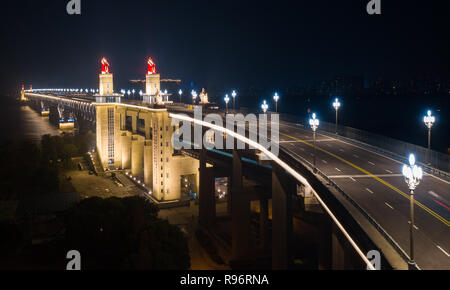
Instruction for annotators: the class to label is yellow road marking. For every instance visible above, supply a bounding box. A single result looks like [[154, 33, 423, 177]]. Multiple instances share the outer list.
[[281, 132, 450, 227]]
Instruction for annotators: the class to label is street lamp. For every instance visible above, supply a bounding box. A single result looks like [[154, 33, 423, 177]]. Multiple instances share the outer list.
[[139, 90, 143, 96], [178, 89, 183, 103], [224, 94, 230, 113], [402, 153, 423, 270], [191, 90, 197, 104], [261, 100, 268, 114], [127, 90, 131, 96], [332, 98, 341, 134], [273, 92, 279, 112], [231, 90, 237, 110], [309, 113, 319, 171], [423, 110, 435, 164]]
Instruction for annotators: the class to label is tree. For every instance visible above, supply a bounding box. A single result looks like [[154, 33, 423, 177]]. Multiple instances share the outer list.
[[65, 196, 188, 270]]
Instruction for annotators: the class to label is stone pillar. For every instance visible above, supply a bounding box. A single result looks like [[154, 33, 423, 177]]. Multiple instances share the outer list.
[[272, 163, 293, 269], [127, 111, 138, 134], [259, 196, 269, 250], [144, 140, 152, 186], [331, 223, 354, 269], [319, 216, 332, 270], [121, 133, 132, 169], [198, 149, 216, 227], [231, 150, 250, 261], [131, 135, 144, 176]]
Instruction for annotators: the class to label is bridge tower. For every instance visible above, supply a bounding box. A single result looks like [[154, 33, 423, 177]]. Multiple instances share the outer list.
[[94, 58, 124, 169], [143, 57, 161, 104], [20, 84, 26, 101]]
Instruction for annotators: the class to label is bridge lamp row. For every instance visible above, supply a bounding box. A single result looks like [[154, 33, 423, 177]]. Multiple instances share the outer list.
[[309, 113, 319, 131], [261, 100, 269, 113], [333, 98, 341, 110], [423, 110, 435, 129]]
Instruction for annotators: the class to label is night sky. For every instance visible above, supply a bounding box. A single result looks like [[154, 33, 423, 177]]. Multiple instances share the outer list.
[[1, 0, 449, 92]]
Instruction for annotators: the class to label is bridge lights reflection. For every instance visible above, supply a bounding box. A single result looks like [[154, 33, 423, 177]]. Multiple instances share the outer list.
[[402, 153, 422, 270], [423, 110, 435, 164], [273, 92, 279, 112], [224, 94, 230, 113], [309, 113, 319, 171], [261, 100, 268, 114], [332, 98, 341, 134]]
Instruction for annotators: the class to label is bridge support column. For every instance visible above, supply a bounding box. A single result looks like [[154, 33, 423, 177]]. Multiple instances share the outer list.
[[198, 149, 216, 228], [143, 140, 152, 186], [331, 223, 354, 269], [131, 135, 144, 176], [318, 216, 332, 270], [121, 132, 131, 169], [271, 164, 294, 269], [259, 195, 269, 250], [231, 150, 250, 261]]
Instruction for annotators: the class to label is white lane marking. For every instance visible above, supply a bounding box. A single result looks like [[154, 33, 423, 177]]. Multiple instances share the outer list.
[[385, 202, 394, 210], [368, 161, 375, 166], [327, 144, 332, 147], [385, 169, 393, 174], [349, 177, 356, 182], [299, 147, 305, 151], [322, 160, 328, 164], [339, 148, 344, 152], [437, 245, 450, 257], [428, 190, 439, 198], [353, 154, 359, 158], [366, 188, 374, 194], [407, 221, 419, 230], [335, 167, 341, 172], [328, 174, 403, 178]]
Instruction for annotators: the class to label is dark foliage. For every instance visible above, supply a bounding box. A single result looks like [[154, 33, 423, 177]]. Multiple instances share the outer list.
[[65, 196, 190, 269]]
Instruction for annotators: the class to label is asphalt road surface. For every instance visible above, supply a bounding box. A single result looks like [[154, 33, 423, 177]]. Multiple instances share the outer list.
[[277, 121, 450, 269]]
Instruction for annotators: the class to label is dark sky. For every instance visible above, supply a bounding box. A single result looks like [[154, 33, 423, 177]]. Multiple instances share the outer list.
[[1, 0, 449, 93]]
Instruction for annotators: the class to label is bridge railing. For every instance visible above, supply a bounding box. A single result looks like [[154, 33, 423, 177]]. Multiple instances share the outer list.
[[169, 112, 377, 269], [279, 143, 414, 268]]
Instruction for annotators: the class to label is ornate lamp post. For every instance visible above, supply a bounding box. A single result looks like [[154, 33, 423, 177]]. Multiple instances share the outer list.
[[231, 90, 237, 110], [423, 110, 435, 164], [332, 98, 341, 134], [402, 154, 423, 270], [261, 100, 268, 114], [191, 90, 197, 105], [224, 94, 230, 113], [273, 92, 279, 112], [309, 113, 319, 171], [178, 89, 183, 103]]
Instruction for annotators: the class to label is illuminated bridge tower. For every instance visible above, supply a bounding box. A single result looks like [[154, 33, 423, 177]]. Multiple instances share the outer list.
[[94, 57, 124, 169], [20, 84, 26, 101], [94, 58, 199, 201], [142, 57, 162, 105]]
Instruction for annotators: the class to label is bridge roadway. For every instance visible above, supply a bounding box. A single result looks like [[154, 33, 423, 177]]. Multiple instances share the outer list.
[[24, 93, 449, 269], [276, 121, 449, 269]]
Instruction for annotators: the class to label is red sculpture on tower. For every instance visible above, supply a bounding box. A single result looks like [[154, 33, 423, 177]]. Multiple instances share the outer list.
[[101, 57, 110, 74], [147, 57, 157, 74]]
